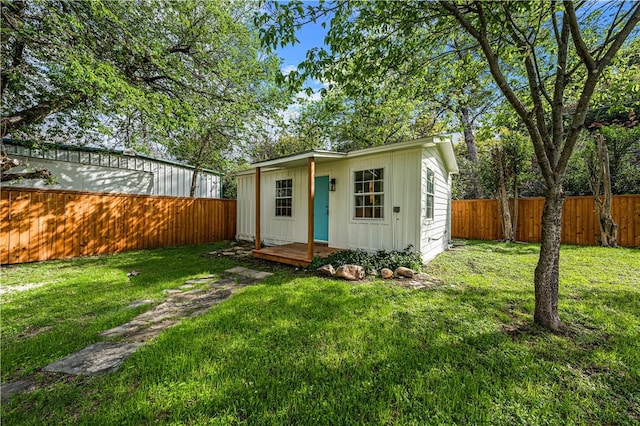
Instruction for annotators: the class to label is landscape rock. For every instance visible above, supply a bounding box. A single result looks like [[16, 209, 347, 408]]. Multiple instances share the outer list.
[[394, 267, 415, 278], [317, 264, 336, 276], [335, 264, 365, 281], [380, 268, 394, 279]]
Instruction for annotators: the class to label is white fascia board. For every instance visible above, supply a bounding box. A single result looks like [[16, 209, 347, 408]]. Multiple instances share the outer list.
[[251, 150, 346, 169], [345, 137, 437, 158], [434, 137, 459, 174]]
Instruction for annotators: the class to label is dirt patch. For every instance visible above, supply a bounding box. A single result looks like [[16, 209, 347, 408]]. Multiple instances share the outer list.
[[17, 326, 53, 339], [0, 282, 50, 296], [390, 273, 447, 290]]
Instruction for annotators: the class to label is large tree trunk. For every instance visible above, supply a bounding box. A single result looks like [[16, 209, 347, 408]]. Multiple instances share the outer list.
[[534, 185, 564, 330], [459, 107, 483, 199]]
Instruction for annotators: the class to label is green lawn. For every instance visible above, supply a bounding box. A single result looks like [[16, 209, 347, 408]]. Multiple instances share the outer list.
[[1, 241, 638, 425]]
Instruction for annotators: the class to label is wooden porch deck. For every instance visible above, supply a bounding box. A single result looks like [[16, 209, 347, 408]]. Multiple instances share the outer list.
[[252, 242, 341, 267]]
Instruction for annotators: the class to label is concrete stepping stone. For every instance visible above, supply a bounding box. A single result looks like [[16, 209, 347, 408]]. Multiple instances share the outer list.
[[100, 320, 149, 338], [135, 303, 178, 324], [30, 266, 270, 384], [1, 380, 33, 402], [209, 278, 235, 287], [244, 270, 273, 280], [123, 320, 180, 343], [224, 267, 273, 281], [225, 266, 249, 274], [43, 342, 143, 375], [184, 275, 217, 285], [181, 288, 205, 296], [126, 299, 154, 309]]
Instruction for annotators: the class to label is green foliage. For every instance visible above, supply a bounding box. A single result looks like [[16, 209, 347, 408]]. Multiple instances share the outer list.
[[308, 246, 423, 273], [295, 85, 443, 152], [2, 0, 289, 168], [565, 125, 640, 196], [477, 129, 532, 196]]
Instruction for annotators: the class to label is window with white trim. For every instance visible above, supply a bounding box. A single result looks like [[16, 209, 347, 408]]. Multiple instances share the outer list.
[[275, 178, 292, 217], [354, 168, 384, 219], [426, 168, 434, 220]]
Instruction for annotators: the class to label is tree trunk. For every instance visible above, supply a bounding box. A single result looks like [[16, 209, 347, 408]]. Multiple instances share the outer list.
[[594, 134, 618, 247], [189, 164, 201, 197], [459, 107, 483, 199], [534, 185, 564, 330], [512, 175, 519, 238], [493, 147, 514, 241]]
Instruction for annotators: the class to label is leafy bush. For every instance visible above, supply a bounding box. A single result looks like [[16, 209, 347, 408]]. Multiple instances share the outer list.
[[308, 245, 423, 273]]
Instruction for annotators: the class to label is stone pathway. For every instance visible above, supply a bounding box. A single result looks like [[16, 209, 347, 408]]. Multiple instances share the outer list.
[[1, 266, 272, 401]]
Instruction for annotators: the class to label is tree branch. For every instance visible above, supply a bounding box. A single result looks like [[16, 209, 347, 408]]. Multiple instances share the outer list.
[[551, 6, 570, 166], [564, 1, 596, 71], [1, 96, 81, 137], [556, 2, 640, 177], [439, 0, 554, 186]]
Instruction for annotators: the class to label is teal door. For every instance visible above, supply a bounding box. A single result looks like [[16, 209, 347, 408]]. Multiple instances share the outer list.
[[314, 176, 329, 241]]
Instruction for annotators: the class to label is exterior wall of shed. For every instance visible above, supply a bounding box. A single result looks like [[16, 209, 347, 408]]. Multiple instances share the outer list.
[[237, 146, 452, 261], [2, 144, 220, 198], [419, 146, 453, 262]]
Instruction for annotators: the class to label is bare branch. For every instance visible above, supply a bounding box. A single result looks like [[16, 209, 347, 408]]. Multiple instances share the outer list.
[[564, 1, 596, 71]]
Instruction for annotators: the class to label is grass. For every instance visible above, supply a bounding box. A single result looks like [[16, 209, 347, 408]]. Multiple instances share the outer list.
[[1, 240, 638, 425]]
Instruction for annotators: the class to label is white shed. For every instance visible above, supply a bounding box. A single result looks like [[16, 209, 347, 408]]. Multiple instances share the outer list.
[[236, 136, 458, 265]]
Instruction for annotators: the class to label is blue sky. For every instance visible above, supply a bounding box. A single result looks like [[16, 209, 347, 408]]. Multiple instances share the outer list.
[[274, 2, 331, 93]]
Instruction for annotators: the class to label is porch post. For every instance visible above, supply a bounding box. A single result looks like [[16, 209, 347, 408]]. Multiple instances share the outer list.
[[255, 167, 261, 251], [307, 157, 315, 260]]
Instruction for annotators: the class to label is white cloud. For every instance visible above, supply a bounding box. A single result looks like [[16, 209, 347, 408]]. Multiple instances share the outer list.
[[281, 64, 298, 76]]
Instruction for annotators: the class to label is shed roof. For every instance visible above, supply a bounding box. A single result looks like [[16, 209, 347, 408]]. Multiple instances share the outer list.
[[246, 136, 458, 174]]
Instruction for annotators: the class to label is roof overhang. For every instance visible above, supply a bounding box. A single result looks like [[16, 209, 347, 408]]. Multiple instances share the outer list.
[[246, 135, 459, 173], [434, 137, 459, 174], [251, 150, 346, 169]]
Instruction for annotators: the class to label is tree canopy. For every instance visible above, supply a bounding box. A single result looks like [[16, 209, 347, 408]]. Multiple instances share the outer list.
[[1, 0, 288, 164]]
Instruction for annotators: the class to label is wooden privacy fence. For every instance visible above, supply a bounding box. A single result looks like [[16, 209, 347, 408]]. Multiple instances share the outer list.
[[451, 195, 640, 248], [1, 187, 237, 265]]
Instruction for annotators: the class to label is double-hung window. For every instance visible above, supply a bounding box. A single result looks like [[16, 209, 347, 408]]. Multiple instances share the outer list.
[[354, 168, 384, 219], [425, 168, 434, 220], [275, 178, 292, 217]]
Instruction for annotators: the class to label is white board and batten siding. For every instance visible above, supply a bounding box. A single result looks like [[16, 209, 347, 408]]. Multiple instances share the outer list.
[[237, 137, 458, 262], [419, 145, 453, 262], [2, 142, 221, 198]]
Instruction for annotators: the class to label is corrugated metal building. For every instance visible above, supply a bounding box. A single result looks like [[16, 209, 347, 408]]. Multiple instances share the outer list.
[[2, 140, 222, 198]]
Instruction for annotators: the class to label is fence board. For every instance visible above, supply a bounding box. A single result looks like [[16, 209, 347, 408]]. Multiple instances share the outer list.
[[452, 195, 640, 247], [0, 187, 236, 264]]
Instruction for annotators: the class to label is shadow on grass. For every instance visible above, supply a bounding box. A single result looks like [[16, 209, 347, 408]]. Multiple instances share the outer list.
[[0, 242, 304, 380], [34, 280, 630, 425], [3, 242, 638, 424]]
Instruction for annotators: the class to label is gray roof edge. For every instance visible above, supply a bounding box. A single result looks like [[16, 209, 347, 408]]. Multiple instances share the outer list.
[[1, 138, 223, 176]]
